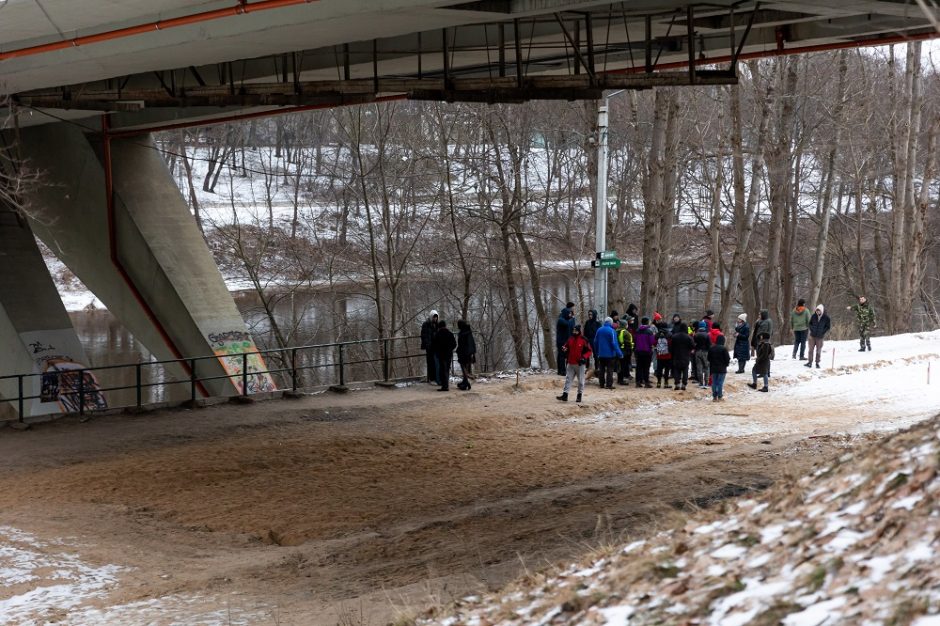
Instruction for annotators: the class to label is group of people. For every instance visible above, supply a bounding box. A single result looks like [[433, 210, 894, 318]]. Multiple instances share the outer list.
[[420, 311, 477, 391], [555, 294, 875, 404]]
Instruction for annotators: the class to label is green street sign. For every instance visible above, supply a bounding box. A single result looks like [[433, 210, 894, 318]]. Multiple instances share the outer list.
[[600, 250, 618, 260], [595, 258, 622, 269]]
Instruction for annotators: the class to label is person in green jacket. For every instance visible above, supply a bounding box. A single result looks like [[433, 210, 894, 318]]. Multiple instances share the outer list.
[[790, 298, 811, 360], [847, 295, 877, 352]]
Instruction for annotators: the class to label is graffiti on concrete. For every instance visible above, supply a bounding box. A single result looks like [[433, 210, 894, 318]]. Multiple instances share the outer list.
[[28, 341, 56, 354], [38, 357, 108, 413], [207, 330, 277, 394]]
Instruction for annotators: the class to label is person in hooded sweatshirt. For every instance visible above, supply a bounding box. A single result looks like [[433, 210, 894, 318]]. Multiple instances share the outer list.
[[708, 335, 731, 401], [751, 309, 773, 356], [432, 320, 457, 391], [593, 316, 623, 390], [633, 316, 657, 388], [670, 323, 694, 391], [555, 302, 576, 376], [617, 320, 634, 384], [420, 310, 440, 384], [805, 304, 831, 369], [693, 321, 712, 388], [583, 310, 601, 374], [626, 303, 639, 331], [669, 313, 683, 335], [790, 298, 811, 360], [733, 313, 751, 373], [456, 319, 477, 390]]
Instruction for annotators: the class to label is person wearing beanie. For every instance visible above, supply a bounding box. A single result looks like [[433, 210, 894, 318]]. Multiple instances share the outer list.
[[733, 313, 751, 373], [557, 324, 592, 403], [432, 320, 457, 391], [693, 321, 712, 388], [653, 325, 672, 388], [708, 334, 731, 401], [670, 313, 683, 334], [616, 320, 634, 385], [420, 310, 441, 384], [633, 316, 656, 388], [790, 298, 811, 360], [555, 304, 576, 376], [805, 304, 831, 368], [593, 316, 623, 390], [701, 309, 714, 332]]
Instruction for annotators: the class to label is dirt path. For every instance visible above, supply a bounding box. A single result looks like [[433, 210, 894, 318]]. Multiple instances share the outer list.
[[0, 343, 936, 625]]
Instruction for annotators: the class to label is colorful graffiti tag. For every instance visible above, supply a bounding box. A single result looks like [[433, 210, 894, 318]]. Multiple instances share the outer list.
[[39, 358, 108, 413], [207, 331, 277, 394]]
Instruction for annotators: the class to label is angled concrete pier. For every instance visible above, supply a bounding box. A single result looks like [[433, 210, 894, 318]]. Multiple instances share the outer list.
[[13, 122, 274, 407], [0, 210, 101, 417]]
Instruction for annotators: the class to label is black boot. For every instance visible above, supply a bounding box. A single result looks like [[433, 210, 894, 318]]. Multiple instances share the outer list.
[[575, 393, 582, 403], [557, 392, 568, 402]]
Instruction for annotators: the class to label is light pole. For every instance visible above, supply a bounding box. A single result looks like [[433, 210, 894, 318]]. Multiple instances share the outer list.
[[593, 90, 624, 318]]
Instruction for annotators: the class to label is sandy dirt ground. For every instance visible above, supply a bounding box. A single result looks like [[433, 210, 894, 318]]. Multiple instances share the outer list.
[[0, 344, 936, 625]]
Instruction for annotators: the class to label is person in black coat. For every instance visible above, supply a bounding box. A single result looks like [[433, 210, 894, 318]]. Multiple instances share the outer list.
[[708, 334, 731, 401], [626, 303, 639, 331], [420, 310, 440, 384], [583, 310, 601, 373], [432, 320, 457, 391], [456, 319, 477, 390], [805, 304, 831, 368], [669, 323, 694, 390], [555, 303, 576, 376]]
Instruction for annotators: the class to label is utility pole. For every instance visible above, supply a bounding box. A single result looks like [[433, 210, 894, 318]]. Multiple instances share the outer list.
[[593, 101, 609, 318]]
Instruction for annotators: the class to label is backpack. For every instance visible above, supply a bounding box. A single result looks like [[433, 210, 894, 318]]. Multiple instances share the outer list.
[[655, 336, 670, 356]]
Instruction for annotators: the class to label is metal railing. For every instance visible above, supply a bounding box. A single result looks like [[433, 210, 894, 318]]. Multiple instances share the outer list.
[[1, 335, 424, 422]]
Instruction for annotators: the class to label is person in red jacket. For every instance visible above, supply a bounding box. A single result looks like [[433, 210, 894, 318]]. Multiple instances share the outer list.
[[557, 325, 593, 403]]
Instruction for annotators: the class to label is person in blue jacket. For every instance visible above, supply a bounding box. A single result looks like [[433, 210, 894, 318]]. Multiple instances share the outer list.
[[593, 316, 623, 390]]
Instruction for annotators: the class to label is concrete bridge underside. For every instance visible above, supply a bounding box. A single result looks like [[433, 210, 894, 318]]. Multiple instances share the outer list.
[[0, 1, 936, 418]]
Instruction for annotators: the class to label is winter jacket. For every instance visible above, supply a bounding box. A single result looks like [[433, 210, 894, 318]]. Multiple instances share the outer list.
[[626, 304, 639, 330], [809, 310, 831, 338], [709, 328, 723, 346], [790, 306, 811, 332], [670, 330, 694, 365], [752, 310, 773, 347], [701, 316, 714, 332], [708, 336, 731, 375], [617, 327, 634, 352], [420, 317, 439, 350], [562, 334, 593, 366], [753, 340, 774, 376], [634, 325, 657, 354], [584, 310, 601, 344], [733, 322, 751, 362], [593, 321, 623, 359], [850, 302, 876, 328], [432, 327, 457, 358], [693, 330, 711, 352], [456, 322, 476, 364], [556, 307, 575, 347]]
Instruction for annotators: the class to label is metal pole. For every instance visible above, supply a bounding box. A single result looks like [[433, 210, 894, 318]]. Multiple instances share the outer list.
[[190, 358, 197, 402], [338, 344, 345, 386], [17, 375, 24, 422], [594, 101, 610, 318], [242, 352, 249, 396], [78, 369, 85, 416], [136, 363, 142, 407], [291, 348, 298, 391]]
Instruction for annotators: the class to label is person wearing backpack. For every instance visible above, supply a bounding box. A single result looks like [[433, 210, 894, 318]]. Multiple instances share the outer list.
[[653, 328, 672, 388], [692, 321, 712, 388], [617, 320, 634, 385], [747, 332, 774, 392], [670, 323, 694, 391], [633, 317, 656, 389]]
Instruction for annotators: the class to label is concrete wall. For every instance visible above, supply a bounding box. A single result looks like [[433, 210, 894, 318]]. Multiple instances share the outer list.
[[17, 122, 274, 400]]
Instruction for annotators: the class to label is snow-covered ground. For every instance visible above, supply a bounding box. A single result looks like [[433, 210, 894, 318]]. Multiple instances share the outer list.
[[1, 331, 937, 624]]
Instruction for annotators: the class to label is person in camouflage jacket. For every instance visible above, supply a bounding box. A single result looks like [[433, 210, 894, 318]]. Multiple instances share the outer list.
[[847, 295, 876, 352]]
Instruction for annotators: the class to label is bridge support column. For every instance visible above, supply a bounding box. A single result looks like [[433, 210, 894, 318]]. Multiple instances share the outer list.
[[18, 122, 274, 399], [0, 211, 99, 418]]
